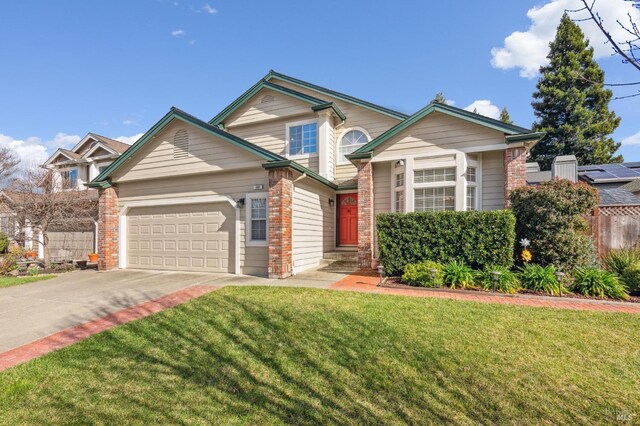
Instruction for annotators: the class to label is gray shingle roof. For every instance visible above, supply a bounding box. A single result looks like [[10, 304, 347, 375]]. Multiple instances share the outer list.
[[598, 187, 640, 206]]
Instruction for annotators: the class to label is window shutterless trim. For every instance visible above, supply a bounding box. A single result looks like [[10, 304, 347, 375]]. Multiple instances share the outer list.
[[245, 192, 269, 247]]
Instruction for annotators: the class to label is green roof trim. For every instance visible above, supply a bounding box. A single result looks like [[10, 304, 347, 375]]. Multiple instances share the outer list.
[[209, 80, 345, 126], [88, 107, 286, 188], [262, 160, 338, 190], [266, 70, 409, 121], [505, 132, 546, 143], [348, 103, 534, 159]]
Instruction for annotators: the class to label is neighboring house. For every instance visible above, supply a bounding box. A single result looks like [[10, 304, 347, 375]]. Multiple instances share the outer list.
[[88, 70, 544, 278], [0, 190, 34, 249]]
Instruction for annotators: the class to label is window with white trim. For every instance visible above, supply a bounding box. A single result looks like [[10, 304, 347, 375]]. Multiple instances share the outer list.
[[338, 129, 369, 164], [246, 193, 268, 246], [60, 168, 78, 189], [413, 166, 456, 212], [392, 161, 405, 212], [466, 166, 478, 211], [287, 121, 317, 156]]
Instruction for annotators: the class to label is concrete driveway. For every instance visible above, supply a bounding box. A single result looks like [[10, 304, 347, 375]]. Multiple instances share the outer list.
[[0, 268, 349, 353]]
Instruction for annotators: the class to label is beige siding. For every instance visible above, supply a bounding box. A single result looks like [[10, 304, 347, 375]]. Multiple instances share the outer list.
[[225, 88, 312, 128], [481, 150, 505, 210], [292, 179, 335, 273], [112, 120, 264, 183], [373, 112, 506, 161], [117, 169, 269, 276], [372, 162, 392, 257]]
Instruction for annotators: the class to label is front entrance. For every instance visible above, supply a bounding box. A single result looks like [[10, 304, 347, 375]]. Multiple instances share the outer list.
[[338, 193, 358, 246]]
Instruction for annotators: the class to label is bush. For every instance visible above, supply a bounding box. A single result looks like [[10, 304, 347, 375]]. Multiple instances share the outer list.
[[401, 261, 444, 287], [621, 263, 640, 294], [510, 180, 599, 273], [0, 245, 24, 275], [27, 265, 40, 276], [519, 264, 566, 296], [377, 210, 515, 276], [476, 265, 520, 294], [0, 233, 9, 253], [602, 247, 640, 293], [571, 268, 629, 300], [442, 260, 476, 289]]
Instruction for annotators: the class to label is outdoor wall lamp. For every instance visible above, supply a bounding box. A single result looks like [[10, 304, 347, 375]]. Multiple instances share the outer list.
[[328, 198, 335, 207], [236, 198, 245, 208]]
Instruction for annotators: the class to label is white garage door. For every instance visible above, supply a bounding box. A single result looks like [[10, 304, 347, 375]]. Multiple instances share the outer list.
[[127, 203, 234, 273]]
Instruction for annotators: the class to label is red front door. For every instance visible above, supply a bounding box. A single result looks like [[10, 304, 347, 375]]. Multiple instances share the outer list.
[[338, 193, 358, 246]]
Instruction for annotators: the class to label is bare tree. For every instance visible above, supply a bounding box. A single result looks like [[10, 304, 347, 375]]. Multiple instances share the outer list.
[[11, 168, 98, 267], [0, 147, 20, 187]]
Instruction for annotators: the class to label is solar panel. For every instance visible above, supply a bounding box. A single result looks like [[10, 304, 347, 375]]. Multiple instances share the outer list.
[[623, 161, 640, 169], [583, 171, 617, 181]]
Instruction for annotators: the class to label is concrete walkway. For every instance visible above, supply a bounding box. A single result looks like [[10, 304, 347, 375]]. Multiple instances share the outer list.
[[330, 271, 640, 314]]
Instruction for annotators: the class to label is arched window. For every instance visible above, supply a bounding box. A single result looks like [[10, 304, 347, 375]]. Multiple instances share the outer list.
[[173, 129, 189, 159], [338, 129, 369, 164]]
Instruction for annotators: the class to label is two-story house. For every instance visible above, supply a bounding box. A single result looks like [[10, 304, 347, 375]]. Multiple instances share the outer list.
[[88, 71, 543, 278]]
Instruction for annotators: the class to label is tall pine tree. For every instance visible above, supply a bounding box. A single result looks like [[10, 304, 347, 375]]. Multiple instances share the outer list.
[[432, 92, 447, 104], [499, 107, 513, 124], [531, 14, 621, 170]]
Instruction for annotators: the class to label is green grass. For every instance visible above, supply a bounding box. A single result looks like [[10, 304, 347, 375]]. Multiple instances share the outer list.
[[0, 274, 55, 288], [1, 287, 639, 425]]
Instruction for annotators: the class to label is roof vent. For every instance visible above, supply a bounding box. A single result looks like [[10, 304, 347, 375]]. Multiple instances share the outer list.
[[173, 129, 190, 159], [552, 155, 578, 182], [526, 162, 540, 173], [261, 94, 274, 104]]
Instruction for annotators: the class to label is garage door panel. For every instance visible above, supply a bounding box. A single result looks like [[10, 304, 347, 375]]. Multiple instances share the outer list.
[[127, 203, 233, 273]]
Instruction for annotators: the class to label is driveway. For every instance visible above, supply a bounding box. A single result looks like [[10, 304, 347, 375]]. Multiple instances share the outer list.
[[0, 268, 348, 353]]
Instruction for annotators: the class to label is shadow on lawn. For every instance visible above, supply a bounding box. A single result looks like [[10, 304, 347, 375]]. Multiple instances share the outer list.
[[36, 288, 555, 424]]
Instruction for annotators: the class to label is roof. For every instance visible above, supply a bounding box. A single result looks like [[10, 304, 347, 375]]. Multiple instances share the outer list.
[[622, 179, 640, 194], [89, 107, 336, 190], [526, 170, 552, 185], [209, 70, 408, 126], [578, 162, 640, 184], [59, 148, 81, 159], [598, 187, 640, 206], [87, 133, 131, 154], [348, 102, 540, 159]]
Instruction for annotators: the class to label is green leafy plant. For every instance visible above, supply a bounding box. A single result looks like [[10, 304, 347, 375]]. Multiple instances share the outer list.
[[476, 265, 520, 294], [0, 245, 25, 275], [27, 265, 40, 276], [401, 261, 444, 287], [621, 263, 640, 294], [571, 268, 629, 300], [0, 232, 9, 253], [510, 180, 600, 273], [519, 263, 566, 296], [377, 210, 515, 276], [442, 260, 476, 289], [602, 247, 640, 276]]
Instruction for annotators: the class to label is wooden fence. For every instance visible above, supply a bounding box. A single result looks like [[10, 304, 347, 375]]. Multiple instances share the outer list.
[[588, 206, 640, 256]]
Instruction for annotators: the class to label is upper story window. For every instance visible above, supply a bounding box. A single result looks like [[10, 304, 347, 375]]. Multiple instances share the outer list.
[[60, 168, 78, 189], [287, 121, 317, 157], [338, 129, 369, 164]]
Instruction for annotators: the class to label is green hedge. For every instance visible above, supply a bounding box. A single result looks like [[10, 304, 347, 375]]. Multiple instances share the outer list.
[[377, 210, 516, 276]]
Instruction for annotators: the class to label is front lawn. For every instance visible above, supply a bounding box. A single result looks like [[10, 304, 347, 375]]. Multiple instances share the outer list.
[[0, 274, 55, 289], [1, 287, 639, 424]]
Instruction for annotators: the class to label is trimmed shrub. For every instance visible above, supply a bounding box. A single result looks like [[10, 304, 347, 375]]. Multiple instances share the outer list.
[[621, 263, 640, 294], [519, 263, 566, 296], [377, 210, 515, 276], [401, 261, 444, 287], [476, 265, 520, 294], [442, 260, 476, 289], [510, 180, 599, 273], [571, 268, 629, 300], [0, 233, 9, 253]]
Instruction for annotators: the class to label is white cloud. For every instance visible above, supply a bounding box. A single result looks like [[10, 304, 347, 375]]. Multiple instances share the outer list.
[[115, 133, 143, 145], [444, 99, 455, 106], [203, 3, 217, 14], [0, 134, 50, 169], [47, 132, 81, 150], [621, 131, 640, 146], [464, 100, 501, 119], [491, 0, 640, 78], [171, 29, 185, 37]]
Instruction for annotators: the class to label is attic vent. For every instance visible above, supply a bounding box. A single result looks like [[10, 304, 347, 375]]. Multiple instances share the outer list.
[[261, 94, 274, 104], [173, 129, 190, 159]]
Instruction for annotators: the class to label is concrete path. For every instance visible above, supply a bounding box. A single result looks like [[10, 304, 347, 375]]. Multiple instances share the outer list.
[[0, 267, 350, 354]]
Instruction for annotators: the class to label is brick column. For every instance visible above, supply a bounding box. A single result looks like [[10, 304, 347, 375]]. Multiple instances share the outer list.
[[356, 160, 374, 270], [268, 168, 293, 279], [98, 186, 119, 271], [504, 147, 527, 207]]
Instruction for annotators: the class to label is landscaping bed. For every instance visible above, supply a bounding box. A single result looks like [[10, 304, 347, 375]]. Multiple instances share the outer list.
[[0, 275, 55, 289]]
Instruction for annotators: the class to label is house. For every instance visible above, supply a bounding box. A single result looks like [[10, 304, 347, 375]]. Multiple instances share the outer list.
[[88, 71, 544, 278]]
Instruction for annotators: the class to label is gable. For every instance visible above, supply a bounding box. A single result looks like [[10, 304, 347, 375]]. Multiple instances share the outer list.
[[112, 119, 268, 183], [47, 150, 77, 165], [372, 112, 507, 161], [85, 146, 114, 158], [225, 87, 315, 128]]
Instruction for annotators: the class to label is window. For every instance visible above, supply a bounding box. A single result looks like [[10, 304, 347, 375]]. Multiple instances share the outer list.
[[415, 187, 455, 211], [466, 166, 478, 210], [467, 187, 476, 211], [0, 215, 15, 237], [466, 167, 476, 183], [396, 173, 404, 188], [288, 122, 317, 156], [99, 165, 108, 173], [60, 168, 78, 189], [414, 167, 456, 184], [338, 129, 369, 164], [394, 190, 405, 212], [392, 164, 405, 212], [246, 193, 268, 246]]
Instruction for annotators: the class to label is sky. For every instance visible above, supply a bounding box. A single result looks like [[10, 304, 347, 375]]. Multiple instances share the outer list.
[[0, 0, 638, 169]]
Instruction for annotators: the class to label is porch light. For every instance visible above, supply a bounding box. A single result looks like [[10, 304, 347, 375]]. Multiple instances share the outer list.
[[555, 271, 565, 283], [377, 265, 385, 285], [491, 271, 501, 292], [236, 198, 245, 208], [328, 198, 335, 207]]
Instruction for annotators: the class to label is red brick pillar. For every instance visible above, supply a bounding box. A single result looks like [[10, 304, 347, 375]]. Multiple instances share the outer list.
[[98, 186, 119, 271], [356, 160, 374, 269], [504, 147, 527, 207], [268, 168, 293, 278]]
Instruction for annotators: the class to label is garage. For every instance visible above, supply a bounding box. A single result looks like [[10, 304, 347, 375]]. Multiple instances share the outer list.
[[126, 202, 235, 273]]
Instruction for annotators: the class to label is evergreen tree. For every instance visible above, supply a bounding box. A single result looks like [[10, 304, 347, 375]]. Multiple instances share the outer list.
[[473, 108, 479, 114], [531, 14, 622, 170], [499, 107, 513, 124], [432, 92, 447, 104]]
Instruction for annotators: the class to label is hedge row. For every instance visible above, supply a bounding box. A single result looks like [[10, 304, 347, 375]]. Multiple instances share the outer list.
[[377, 210, 516, 276]]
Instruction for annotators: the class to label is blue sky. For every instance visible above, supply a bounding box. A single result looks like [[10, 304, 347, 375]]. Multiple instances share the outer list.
[[0, 0, 638, 167]]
